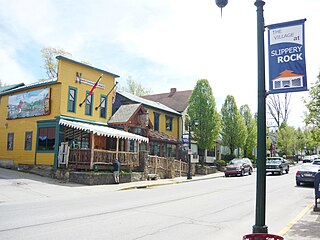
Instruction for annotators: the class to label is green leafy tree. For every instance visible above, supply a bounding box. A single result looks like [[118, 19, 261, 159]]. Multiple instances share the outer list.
[[0, 79, 5, 87], [304, 72, 320, 142], [122, 76, 151, 96], [240, 104, 257, 159], [221, 95, 247, 157], [276, 123, 296, 156], [41, 47, 72, 79], [303, 128, 318, 155], [187, 79, 221, 164], [295, 127, 306, 155]]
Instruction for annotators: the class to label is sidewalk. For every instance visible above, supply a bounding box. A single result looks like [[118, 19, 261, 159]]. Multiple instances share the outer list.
[[282, 202, 320, 240]]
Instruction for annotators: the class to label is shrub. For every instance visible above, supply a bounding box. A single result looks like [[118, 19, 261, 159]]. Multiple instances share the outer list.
[[215, 159, 227, 167]]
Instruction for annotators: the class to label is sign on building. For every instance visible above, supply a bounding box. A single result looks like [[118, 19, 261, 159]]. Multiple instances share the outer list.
[[267, 19, 307, 94]]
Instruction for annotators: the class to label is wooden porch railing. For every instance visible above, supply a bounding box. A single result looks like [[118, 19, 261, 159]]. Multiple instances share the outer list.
[[147, 155, 188, 177], [68, 149, 139, 170], [68, 149, 188, 177]]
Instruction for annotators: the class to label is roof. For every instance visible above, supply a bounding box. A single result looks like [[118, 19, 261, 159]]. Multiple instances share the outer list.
[[108, 104, 141, 124], [149, 130, 180, 143], [273, 70, 304, 80], [56, 55, 120, 78], [0, 83, 25, 93], [141, 89, 192, 113], [117, 90, 181, 116], [0, 78, 58, 96], [59, 119, 148, 143]]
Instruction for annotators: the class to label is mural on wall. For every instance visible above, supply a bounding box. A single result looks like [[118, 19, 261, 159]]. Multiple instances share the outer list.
[[8, 88, 50, 119]]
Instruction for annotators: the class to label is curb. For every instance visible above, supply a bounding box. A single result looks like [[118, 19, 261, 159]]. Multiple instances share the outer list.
[[117, 173, 225, 191], [278, 202, 314, 237]]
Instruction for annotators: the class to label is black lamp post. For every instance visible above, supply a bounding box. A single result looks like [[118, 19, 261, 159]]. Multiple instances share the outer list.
[[187, 119, 199, 180], [215, 0, 268, 234]]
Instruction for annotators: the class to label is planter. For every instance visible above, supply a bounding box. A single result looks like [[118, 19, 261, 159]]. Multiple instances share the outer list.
[[69, 172, 143, 185], [196, 166, 217, 175]]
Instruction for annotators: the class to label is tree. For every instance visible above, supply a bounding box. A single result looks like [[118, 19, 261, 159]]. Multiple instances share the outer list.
[[276, 122, 296, 156], [295, 127, 306, 155], [221, 95, 247, 157], [0, 79, 5, 87], [240, 104, 257, 159], [304, 72, 320, 143], [187, 79, 221, 164], [267, 93, 291, 127], [41, 47, 72, 79], [122, 76, 151, 96]]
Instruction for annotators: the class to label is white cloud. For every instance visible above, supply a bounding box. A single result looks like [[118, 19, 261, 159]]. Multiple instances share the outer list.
[[0, 0, 319, 128]]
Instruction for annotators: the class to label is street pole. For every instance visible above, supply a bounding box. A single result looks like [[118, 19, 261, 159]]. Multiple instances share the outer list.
[[187, 122, 192, 179], [253, 0, 268, 233], [214, 0, 268, 233]]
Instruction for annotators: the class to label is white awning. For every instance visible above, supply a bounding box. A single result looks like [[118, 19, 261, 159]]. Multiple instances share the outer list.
[[59, 119, 149, 143]]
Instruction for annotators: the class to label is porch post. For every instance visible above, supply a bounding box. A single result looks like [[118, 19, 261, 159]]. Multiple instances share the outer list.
[[90, 133, 95, 170], [137, 141, 140, 166], [116, 137, 119, 160]]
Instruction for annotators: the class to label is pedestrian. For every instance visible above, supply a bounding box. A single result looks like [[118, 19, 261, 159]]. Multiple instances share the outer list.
[[113, 159, 120, 184]]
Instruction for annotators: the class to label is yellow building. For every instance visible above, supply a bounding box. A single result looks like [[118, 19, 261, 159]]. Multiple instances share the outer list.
[[0, 56, 148, 169], [112, 90, 181, 158]]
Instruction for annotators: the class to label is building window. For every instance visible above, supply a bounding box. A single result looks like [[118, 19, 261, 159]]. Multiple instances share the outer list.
[[150, 142, 160, 156], [7, 133, 14, 150], [85, 91, 93, 115], [154, 112, 160, 131], [38, 127, 56, 151], [68, 87, 77, 112], [25, 131, 32, 150], [166, 115, 173, 131], [100, 95, 107, 118]]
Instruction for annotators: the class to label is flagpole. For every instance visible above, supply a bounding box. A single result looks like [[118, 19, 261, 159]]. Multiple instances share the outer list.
[[95, 81, 119, 110], [79, 74, 103, 107]]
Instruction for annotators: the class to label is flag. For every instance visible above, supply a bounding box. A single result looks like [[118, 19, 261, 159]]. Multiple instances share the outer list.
[[89, 74, 103, 96], [112, 85, 117, 104]]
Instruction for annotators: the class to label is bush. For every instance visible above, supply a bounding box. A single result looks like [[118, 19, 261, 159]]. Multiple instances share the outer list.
[[215, 159, 227, 167]]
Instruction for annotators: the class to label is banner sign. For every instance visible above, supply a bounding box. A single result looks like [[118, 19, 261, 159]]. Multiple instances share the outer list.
[[267, 19, 307, 94], [8, 88, 50, 119], [182, 133, 189, 147]]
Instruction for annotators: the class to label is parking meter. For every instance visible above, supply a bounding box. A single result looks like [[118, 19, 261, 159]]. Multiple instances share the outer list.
[[314, 172, 320, 211]]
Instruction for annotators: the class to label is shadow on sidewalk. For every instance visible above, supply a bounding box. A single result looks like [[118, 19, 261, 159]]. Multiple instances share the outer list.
[[285, 211, 320, 240]]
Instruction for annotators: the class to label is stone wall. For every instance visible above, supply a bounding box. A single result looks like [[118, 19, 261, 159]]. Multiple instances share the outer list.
[[69, 172, 143, 185]]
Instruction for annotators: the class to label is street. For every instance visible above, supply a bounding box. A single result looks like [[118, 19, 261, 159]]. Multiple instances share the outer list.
[[0, 165, 314, 240]]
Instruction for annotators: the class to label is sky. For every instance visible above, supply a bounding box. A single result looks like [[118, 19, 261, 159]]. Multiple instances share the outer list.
[[1, 0, 320, 128]]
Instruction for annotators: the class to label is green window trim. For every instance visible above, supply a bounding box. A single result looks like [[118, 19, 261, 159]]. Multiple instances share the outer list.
[[154, 112, 160, 131], [24, 131, 33, 150], [36, 120, 56, 152], [100, 94, 107, 118], [67, 86, 77, 113], [7, 132, 14, 151], [165, 115, 173, 131], [85, 91, 93, 116]]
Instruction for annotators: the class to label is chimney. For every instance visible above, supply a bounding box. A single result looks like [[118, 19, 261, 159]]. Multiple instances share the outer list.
[[169, 88, 176, 97]]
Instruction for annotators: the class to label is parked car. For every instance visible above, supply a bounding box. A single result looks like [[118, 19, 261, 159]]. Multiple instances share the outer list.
[[313, 159, 320, 165], [224, 158, 253, 177], [266, 157, 289, 175], [302, 155, 314, 163], [296, 164, 320, 186]]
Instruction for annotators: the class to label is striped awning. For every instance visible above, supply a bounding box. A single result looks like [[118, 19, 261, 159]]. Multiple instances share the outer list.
[[59, 119, 149, 143]]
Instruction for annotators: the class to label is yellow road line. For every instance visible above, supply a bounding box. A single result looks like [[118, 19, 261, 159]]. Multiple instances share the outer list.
[[278, 202, 313, 236]]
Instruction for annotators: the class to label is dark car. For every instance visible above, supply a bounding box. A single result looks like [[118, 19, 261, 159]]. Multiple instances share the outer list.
[[224, 158, 253, 177], [266, 157, 289, 175], [296, 164, 320, 186]]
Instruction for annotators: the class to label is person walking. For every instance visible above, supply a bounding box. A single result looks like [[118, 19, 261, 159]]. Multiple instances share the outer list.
[[113, 159, 120, 184]]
